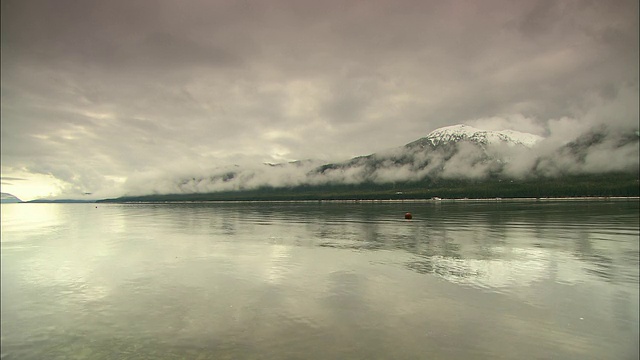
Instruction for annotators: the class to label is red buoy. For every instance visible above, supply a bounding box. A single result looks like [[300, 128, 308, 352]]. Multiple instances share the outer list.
[[404, 212, 412, 219]]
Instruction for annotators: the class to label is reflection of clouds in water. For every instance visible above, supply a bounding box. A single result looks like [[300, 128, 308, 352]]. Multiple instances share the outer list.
[[16, 258, 112, 315], [1, 203, 64, 238], [406, 244, 632, 292], [407, 248, 548, 289], [2, 202, 638, 359], [264, 243, 292, 284]]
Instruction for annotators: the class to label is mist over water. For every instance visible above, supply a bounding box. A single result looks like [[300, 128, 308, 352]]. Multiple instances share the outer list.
[[1, 200, 638, 359]]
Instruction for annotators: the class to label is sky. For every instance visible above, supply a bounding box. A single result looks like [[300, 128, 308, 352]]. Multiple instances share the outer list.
[[1, 0, 638, 201]]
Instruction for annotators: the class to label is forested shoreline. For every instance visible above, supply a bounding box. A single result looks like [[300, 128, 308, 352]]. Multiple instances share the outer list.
[[98, 173, 639, 203]]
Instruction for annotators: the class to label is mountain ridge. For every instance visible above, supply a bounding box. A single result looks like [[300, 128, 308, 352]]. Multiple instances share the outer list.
[[311, 124, 549, 182], [1, 193, 23, 203], [412, 124, 543, 148]]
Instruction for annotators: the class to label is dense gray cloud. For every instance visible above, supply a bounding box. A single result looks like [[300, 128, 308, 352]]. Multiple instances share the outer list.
[[1, 0, 638, 200]]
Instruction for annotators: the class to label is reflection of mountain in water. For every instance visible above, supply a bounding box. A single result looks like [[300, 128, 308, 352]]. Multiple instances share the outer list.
[[281, 200, 638, 291], [127, 201, 636, 291]]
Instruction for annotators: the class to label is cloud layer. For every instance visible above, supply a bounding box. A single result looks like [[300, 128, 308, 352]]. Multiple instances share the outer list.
[[1, 0, 638, 200]]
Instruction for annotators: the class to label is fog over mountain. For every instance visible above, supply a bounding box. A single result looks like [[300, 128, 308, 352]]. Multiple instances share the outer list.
[[120, 124, 639, 197]]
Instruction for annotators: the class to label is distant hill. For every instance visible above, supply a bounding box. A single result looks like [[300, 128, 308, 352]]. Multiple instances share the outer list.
[[25, 199, 96, 203], [1, 193, 23, 203]]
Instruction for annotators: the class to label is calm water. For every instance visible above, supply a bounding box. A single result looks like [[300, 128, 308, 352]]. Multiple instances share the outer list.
[[1, 200, 638, 359]]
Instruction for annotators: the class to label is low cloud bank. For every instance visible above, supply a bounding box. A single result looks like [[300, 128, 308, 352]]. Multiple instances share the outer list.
[[115, 123, 638, 197]]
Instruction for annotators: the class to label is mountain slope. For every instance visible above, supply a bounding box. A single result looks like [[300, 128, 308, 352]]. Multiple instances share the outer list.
[[535, 125, 640, 176], [312, 124, 545, 182], [1, 193, 23, 203]]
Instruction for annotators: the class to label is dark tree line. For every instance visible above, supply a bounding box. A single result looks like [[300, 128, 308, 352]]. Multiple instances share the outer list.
[[99, 172, 639, 202]]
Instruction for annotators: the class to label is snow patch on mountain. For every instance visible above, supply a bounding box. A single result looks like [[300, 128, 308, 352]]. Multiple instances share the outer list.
[[425, 124, 543, 147]]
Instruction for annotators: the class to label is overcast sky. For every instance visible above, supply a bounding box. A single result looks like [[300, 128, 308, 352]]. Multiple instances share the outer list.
[[1, 0, 638, 200]]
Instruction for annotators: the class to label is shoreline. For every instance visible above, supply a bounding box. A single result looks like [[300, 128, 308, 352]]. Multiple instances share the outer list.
[[7, 196, 639, 205], [96, 196, 640, 204]]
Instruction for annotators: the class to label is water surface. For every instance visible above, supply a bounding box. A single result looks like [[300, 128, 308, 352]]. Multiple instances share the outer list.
[[1, 200, 638, 359]]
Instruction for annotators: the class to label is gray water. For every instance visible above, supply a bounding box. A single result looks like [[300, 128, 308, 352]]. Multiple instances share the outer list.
[[1, 200, 638, 359]]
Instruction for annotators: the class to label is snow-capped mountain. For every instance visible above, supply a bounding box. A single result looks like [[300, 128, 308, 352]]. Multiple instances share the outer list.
[[169, 124, 543, 193], [171, 124, 637, 194], [409, 124, 543, 149], [109, 123, 638, 200], [311, 124, 546, 182]]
